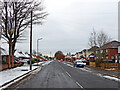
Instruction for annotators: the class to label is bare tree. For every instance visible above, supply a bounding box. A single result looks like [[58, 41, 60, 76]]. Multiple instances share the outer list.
[[97, 31, 112, 47], [88, 29, 112, 48], [1, 0, 48, 56], [88, 28, 97, 47]]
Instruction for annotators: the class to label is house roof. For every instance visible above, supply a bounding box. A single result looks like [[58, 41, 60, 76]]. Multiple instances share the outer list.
[[0, 47, 5, 51], [88, 46, 99, 52], [100, 41, 120, 49], [14, 51, 26, 58], [36, 56, 47, 61]]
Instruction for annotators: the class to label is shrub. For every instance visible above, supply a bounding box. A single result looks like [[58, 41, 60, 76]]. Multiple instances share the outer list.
[[27, 59, 36, 64]]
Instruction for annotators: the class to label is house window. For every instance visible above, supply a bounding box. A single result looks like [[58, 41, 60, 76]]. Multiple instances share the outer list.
[[96, 51, 98, 54], [111, 56, 114, 59], [101, 50, 103, 53], [106, 49, 108, 53], [116, 56, 118, 60], [2, 56, 7, 64], [106, 56, 108, 59]]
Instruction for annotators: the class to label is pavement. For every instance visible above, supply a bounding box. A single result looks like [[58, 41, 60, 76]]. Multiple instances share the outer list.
[[8, 60, 119, 89]]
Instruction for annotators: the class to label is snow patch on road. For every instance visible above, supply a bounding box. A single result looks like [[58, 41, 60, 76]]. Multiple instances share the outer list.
[[66, 64, 73, 67], [79, 68, 92, 73], [96, 73, 103, 77], [103, 76, 120, 82]]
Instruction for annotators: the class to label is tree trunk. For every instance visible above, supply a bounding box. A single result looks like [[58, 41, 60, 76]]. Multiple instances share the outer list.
[[9, 41, 12, 56], [12, 42, 16, 56]]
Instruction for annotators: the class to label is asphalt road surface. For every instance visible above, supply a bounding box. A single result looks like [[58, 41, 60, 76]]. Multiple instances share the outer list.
[[13, 60, 118, 89]]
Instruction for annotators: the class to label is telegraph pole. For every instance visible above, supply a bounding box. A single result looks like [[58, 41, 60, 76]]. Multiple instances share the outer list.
[[30, 11, 32, 70]]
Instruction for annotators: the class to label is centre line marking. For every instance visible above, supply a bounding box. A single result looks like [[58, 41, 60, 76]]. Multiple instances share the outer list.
[[66, 72, 71, 77], [76, 81, 85, 89]]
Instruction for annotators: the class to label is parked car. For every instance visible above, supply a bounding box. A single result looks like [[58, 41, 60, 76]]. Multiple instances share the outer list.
[[14, 59, 20, 64], [60, 59, 63, 62], [74, 60, 86, 68], [14, 59, 24, 65], [19, 59, 28, 64]]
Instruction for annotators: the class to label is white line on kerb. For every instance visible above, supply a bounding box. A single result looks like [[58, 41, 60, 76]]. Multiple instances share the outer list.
[[66, 72, 71, 77], [76, 81, 84, 89]]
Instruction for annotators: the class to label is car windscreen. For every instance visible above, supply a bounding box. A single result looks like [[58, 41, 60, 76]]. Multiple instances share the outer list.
[[76, 61, 82, 63]]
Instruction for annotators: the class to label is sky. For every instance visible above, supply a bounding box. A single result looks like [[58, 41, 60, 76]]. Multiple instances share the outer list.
[[1, 0, 119, 56]]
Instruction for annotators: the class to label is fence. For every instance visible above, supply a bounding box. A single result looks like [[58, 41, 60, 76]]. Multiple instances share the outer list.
[[90, 62, 120, 69]]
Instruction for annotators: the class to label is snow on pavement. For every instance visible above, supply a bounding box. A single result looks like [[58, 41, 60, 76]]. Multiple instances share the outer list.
[[0, 65, 39, 86], [0, 61, 53, 86]]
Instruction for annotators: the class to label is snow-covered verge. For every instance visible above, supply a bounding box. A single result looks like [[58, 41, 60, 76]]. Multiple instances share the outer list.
[[0, 65, 39, 86]]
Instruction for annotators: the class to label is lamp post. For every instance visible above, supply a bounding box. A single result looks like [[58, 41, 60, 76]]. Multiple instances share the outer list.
[[37, 38, 43, 56], [37, 38, 42, 65]]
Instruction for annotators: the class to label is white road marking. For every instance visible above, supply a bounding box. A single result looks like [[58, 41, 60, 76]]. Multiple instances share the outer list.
[[66, 72, 71, 77], [76, 81, 84, 89], [61, 62, 85, 89]]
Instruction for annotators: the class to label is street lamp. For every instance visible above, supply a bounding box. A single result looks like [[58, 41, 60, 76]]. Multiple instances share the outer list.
[[37, 38, 43, 56]]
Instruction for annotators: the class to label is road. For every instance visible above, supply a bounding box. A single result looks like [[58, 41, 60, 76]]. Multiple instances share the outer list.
[[13, 60, 118, 89]]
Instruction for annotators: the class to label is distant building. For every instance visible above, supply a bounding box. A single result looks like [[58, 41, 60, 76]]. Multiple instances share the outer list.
[[87, 46, 99, 61], [75, 52, 82, 59], [75, 46, 99, 60]]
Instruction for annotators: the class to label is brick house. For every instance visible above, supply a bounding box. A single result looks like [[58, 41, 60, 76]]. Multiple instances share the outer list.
[[95, 41, 120, 63]]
